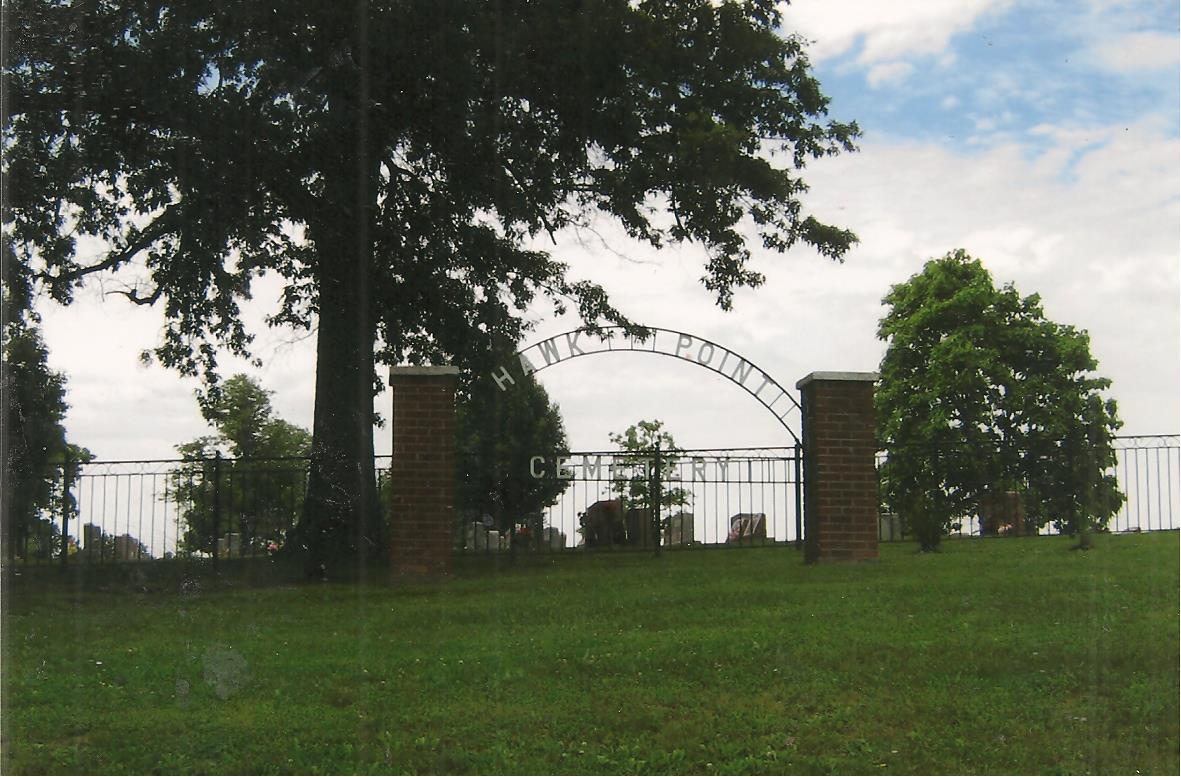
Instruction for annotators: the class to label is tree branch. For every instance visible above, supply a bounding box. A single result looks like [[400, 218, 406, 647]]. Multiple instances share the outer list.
[[112, 284, 164, 306], [38, 206, 179, 288]]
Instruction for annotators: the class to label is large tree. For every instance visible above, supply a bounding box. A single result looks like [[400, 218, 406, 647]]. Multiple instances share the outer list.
[[876, 250, 1123, 550], [4, 1, 858, 572]]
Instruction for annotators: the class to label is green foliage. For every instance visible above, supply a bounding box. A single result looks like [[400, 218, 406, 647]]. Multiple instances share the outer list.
[[455, 357, 570, 539], [607, 420, 691, 518], [4, 1, 859, 364], [1, 259, 92, 561], [3, 535, 1177, 774], [876, 250, 1123, 550], [171, 374, 311, 555], [4, 1, 859, 568], [9, 516, 69, 563]]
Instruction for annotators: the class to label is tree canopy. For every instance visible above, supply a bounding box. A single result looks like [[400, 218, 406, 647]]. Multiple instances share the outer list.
[[876, 250, 1123, 550], [608, 419, 690, 519], [5, 0, 858, 572]]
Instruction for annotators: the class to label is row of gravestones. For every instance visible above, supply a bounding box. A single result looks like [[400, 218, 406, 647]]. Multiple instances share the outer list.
[[459, 512, 771, 552]]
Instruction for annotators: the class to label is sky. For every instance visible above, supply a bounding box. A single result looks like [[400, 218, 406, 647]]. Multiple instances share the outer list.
[[35, 0, 1181, 462]]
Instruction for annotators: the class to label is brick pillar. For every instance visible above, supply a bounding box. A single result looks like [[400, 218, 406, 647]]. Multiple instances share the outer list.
[[796, 372, 879, 564], [389, 366, 459, 577]]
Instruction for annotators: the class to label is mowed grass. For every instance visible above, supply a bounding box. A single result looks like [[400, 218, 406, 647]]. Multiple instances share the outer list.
[[2, 533, 1177, 775]]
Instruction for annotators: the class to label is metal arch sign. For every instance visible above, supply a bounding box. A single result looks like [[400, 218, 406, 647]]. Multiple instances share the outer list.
[[490, 326, 801, 445]]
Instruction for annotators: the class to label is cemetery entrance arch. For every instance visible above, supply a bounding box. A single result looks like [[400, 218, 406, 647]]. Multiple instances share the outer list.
[[490, 326, 801, 446], [477, 327, 805, 554], [389, 332, 880, 576]]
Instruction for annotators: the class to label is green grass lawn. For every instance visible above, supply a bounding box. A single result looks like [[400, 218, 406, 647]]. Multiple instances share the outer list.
[[2, 533, 1178, 775]]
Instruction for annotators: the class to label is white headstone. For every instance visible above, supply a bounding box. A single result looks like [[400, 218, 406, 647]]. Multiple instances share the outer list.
[[541, 526, 567, 550]]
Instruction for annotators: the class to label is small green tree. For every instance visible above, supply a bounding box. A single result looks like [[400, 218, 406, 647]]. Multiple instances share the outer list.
[[455, 354, 570, 549], [876, 250, 1123, 551], [171, 375, 311, 555], [607, 420, 690, 539]]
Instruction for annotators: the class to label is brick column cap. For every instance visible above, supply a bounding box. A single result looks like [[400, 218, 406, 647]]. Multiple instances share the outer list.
[[390, 365, 460, 379], [795, 371, 879, 390]]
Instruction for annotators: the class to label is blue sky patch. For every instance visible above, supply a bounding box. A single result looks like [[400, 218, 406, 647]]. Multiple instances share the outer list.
[[804, 0, 1180, 163]]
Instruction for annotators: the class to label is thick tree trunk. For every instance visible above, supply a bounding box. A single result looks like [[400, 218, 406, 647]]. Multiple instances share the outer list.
[[291, 25, 383, 575], [292, 241, 381, 577]]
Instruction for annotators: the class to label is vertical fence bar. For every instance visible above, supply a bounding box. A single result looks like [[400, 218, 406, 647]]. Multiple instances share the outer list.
[[718, 460, 727, 545], [212, 454, 222, 563], [80, 473, 91, 562], [794, 444, 803, 548], [116, 473, 124, 560], [1129, 451, 1138, 529], [60, 458, 72, 567], [1152, 444, 1162, 529], [136, 472, 145, 560], [651, 443, 662, 557], [286, 465, 296, 545], [1167, 444, 1175, 529], [770, 458, 778, 542], [150, 472, 160, 560], [1144, 447, 1154, 531], [230, 467, 240, 558], [1119, 447, 1130, 530], [99, 475, 108, 563]]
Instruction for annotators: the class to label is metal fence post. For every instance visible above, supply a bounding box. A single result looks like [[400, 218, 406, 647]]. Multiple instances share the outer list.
[[60, 457, 72, 567], [212, 453, 222, 563], [794, 443, 803, 549], [651, 442, 662, 556]]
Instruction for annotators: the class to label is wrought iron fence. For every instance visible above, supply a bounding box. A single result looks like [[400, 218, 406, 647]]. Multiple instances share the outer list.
[[5, 446, 801, 564], [5, 455, 394, 565], [6, 434, 1172, 563], [875, 434, 1179, 540]]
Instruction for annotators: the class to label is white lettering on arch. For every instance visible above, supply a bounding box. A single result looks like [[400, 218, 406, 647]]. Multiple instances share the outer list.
[[492, 366, 516, 391], [537, 338, 563, 366], [565, 331, 585, 357], [730, 359, 754, 385], [753, 372, 776, 398]]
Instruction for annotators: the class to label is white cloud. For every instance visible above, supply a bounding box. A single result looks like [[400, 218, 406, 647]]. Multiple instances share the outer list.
[[37, 269, 321, 460], [527, 119, 1179, 445], [782, 0, 1015, 65], [1092, 31, 1180, 72], [867, 61, 915, 88]]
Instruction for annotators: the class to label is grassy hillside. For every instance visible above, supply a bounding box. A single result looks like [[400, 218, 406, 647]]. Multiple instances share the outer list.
[[2, 533, 1177, 774]]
